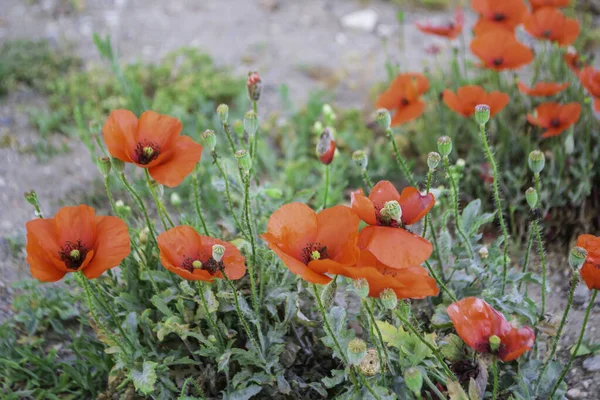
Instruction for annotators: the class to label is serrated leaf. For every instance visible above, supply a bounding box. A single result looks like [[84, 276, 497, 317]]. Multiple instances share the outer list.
[[322, 369, 346, 388], [461, 199, 481, 233], [130, 361, 158, 395]]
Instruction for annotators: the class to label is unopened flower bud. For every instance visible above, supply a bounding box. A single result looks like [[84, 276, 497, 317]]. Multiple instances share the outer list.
[[528, 150, 545, 174], [352, 150, 368, 170], [212, 244, 225, 262], [525, 187, 538, 209], [24, 190, 39, 207], [247, 71, 262, 102], [404, 367, 423, 396], [427, 152, 441, 170], [150, 180, 164, 199], [170, 192, 182, 207], [565, 133, 574, 155], [235, 149, 252, 176], [375, 108, 392, 131], [489, 335, 501, 352], [97, 157, 111, 177], [437, 136, 452, 157], [347, 338, 367, 365], [139, 226, 150, 245], [111, 157, 125, 173], [479, 246, 489, 260], [115, 199, 131, 218], [243, 110, 259, 137], [475, 104, 491, 125], [313, 121, 324, 135], [263, 188, 283, 199], [316, 128, 336, 165], [456, 158, 465, 168], [322, 104, 336, 126], [569, 246, 588, 271], [217, 104, 229, 123], [381, 200, 402, 224], [320, 279, 338, 310], [359, 349, 381, 376], [380, 288, 398, 310], [353, 278, 370, 298], [233, 120, 245, 138], [208, 334, 217, 343], [201, 130, 217, 151]]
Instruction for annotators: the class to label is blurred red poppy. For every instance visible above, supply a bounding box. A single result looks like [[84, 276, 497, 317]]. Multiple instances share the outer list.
[[447, 297, 535, 362], [316, 129, 336, 165], [530, 0, 571, 12], [470, 29, 534, 70], [103, 110, 203, 187], [261, 203, 360, 284], [26, 205, 130, 282], [376, 73, 430, 126], [523, 8, 580, 46], [517, 81, 569, 96], [443, 85, 509, 118], [576, 234, 600, 291], [471, 0, 527, 34], [564, 48, 586, 74], [527, 102, 581, 137], [416, 7, 464, 39], [579, 66, 600, 99]]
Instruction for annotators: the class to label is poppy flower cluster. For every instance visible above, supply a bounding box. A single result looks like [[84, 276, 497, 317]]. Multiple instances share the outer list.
[[447, 297, 535, 362], [517, 81, 569, 97], [443, 86, 509, 118], [263, 181, 439, 299], [375, 73, 429, 126], [576, 234, 600, 291], [523, 7, 579, 46], [471, 0, 527, 35], [415, 7, 464, 39]]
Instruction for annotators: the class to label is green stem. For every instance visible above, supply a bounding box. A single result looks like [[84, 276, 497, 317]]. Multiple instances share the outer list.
[[323, 164, 330, 209], [443, 157, 474, 258], [423, 371, 446, 400], [549, 290, 597, 398], [192, 164, 210, 236], [221, 121, 237, 156], [196, 281, 224, 348], [365, 299, 393, 380], [491, 358, 499, 400], [243, 175, 260, 315], [212, 152, 246, 236], [519, 227, 535, 293], [425, 260, 456, 302], [103, 176, 118, 216], [387, 129, 417, 186], [478, 123, 510, 294], [361, 169, 374, 190], [533, 219, 548, 318], [422, 170, 434, 238], [144, 170, 174, 229], [89, 280, 135, 350], [118, 172, 157, 244]]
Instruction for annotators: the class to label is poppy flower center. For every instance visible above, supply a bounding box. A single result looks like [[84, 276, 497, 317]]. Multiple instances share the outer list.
[[550, 118, 561, 128], [492, 58, 504, 67], [543, 30, 552, 38], [374, 203, 403, 228], [181, 252, 223, 275], [400, 98, 410, 106], [492, 13, 506, 22], [135, 141, 161, 165], [301, 242, 328, 264], [58, 240, 89, 270]]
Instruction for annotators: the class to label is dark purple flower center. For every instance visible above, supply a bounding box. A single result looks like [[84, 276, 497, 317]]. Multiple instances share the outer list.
[[493, 58, 504, 67], [492, 13, 506, 22], [58, 240, 89, 270], [181, 251, 222, 275], [135, 141, 160, 165], [301, 242, 329, 265], [550, 118, 561, 128]]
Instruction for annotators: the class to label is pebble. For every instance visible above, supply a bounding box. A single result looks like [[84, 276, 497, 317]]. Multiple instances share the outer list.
[[340, 9, 378, 32], [567, 388, 582, 399], [582, 355, 600, 372]]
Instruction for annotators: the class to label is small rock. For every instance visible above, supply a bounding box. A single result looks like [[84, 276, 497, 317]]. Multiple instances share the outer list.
[[567, 388, 582, 399], [582, 379, 591, 389], [340, 9, 378, 32], [574, 284, 590, 305], [582, 355, 600, 372]]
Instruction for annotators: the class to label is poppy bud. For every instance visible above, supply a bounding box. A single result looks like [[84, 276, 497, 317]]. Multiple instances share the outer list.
[[201, 130, 217, 152], [322, 104, 336, 126], [217, 104, 229, 123], [212, 244, 225, 262], [380, 288, 398, 310], [170, 192, 182, 207], [528, 150, 545, 174], [456, 158, 465, 168], [375, 108, 392, 131], [235, 149, 252, 176], [352, 150, 368, 170], [24, 190, 39, 207], [115, 199, 131, 218], [243, 110, 259, 137], [247, 71, 262, 102], [437, 136, 452, 157], [359, 349, 381, 376], [313, 121, 324, 135], [353, 278, 370, 298], [233, 120, 245, 138], [139, 226, 150, 245], [263, 188, 283, 199], [208, 334, 217, 343], [97, 157, 111, 177], [150, 180, 164, 199], [347, 338, 367, 365], [475, 104, 491, 125], [479, 246, 489, 260], [316, 128, 336, 165], [404, 367, 423, 396], [525, 187, 538, 209], [569, 246, 588, 271], [111, 157, 125, 173], [320, 279, 337, 310], [381, 200, 402, 224], [427, 152, 441, 170], [489, 335, 501, 353]]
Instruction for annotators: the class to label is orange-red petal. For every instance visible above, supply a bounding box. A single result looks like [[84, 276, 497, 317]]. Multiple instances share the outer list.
[[102, 109, 138, 163], [399, 187, 435, 225], [264, 203, 317, 261], [357, 226, 432, 269], [315, 205, 360, 265], [83, 216, 131, 279], [137, 110, 183, 153], [391, 100, 426, 126], [148, 135, 203, 187], [351, 189, 378, 226], [53, 205, 97, 250]]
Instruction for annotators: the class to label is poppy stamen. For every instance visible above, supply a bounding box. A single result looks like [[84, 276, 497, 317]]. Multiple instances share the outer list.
[[543, 30, 552, 38], [181, 252, 222, 275], [492, 58, 504, 67], [301, 243, 328, 264], [58, 240, 89, 270], [492, 13, 506, 22], [550, 118, 561, 128], [400, 98, 410, 106], [135, 141, 160, 165]]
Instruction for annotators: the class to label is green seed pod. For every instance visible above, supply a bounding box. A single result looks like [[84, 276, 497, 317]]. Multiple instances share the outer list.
[[525, 187, 538, 209], [347, 338, 367, 365], [489, 335, 501, 352], [427, 152, 441, 170], [243, 110, 259, 137], [381, 200, 402, 224], [170, 192, 182, 207], [212, 245, 225, 262], [404, 367, 423, 396], [352, 150, 368, 170], [380, 288, 398, 310], [528, 150, 545, 174], [201, 129, 217, 152], [110, 157, 125, 173], [233, 120, 245, 138], [217, 104, 229, 123], [320, 279, 338, 310], [375, 108, 392, 131], [474, 104, 491, 125], [235, 149, 252, 176], [569, 246, 588, 271], [97, 157, 111, 177], [322, 104, 336, 126], [353, 278, 370, 299], [437, 136, 452, 157], [138, 226, 150, 245]]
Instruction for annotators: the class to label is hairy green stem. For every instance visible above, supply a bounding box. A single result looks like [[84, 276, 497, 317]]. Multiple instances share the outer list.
[[89, 280, 135, 350], [323, 164, 330, 209], [491, 358, 499, 400], [196, 281, 224, 348], [103, 176, 118, 216], [443, 157, 474, 258], [425, 260, 456, 302], [119, 172, 157, 244], [361, 169, 374, 190], [212, 152, 246, 236], [192, 164, 210, 236], [365, 299, 393, 380], [422, 170, 434, 238], [242, 175, 260, 315], [386, 128, 417, 186], [533, 219, 548, 318], [221, 121, 237, 156], [519, 228, 535, 293], [423, 371, 446, 400], [144, 170, 171, 230]]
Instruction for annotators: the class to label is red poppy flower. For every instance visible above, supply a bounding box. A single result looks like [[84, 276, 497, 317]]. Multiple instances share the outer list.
[[517, 81, 569, 96], [26, 205, 130, 282], [447, 297, 535, 362], [316, 129, 336, 165], [530, 0, 571, 12], [443, 86, 509, 118], [526, 102, 581, 137], [376, 73, 430, 126], [470, 29, 534, 70], [579, 66, 600, 99], [523, 8, 580, 46], [332, 251, 439, 299], [594, 98, 600, 121], [576, 234, 600, 291], [261, 203, 360, 284], [564, 48, 586, 74], [157, 225, 246, 282], [103, 110, 203, 188], [471, 0, 527, 34], [416, 7, 464, 39]]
